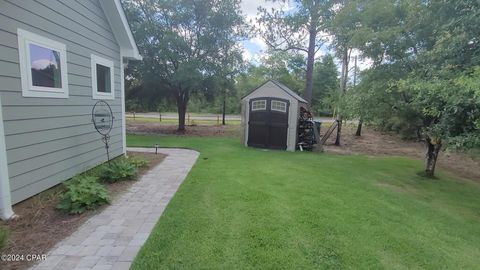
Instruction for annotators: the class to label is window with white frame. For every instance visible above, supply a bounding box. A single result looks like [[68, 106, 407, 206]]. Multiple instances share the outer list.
[[17, 29, 68, 98], [271, 100, 287, 112], [251, 100, 266, 111], [91, 54, 114, 100]]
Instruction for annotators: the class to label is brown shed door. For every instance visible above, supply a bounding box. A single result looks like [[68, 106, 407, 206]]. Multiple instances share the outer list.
[[248, 98, 289, 150]]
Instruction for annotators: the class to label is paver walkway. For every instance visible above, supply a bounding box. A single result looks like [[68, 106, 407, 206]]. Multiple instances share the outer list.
[[31, 148, 199, 270]]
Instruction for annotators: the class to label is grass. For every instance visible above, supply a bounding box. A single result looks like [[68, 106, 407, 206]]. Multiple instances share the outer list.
[[0, 226, 7, 250], [126, 116, 241, 125], [128, 135, 480, 269]]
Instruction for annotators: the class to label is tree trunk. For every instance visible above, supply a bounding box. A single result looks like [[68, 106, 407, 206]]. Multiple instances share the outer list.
[[334, 47, 349, 146], [355, 119, 363, 136], [304, 28, 317, 105], [334, 119, 342, 145], [222, 90, 226, 126], [425, 137, 442, 177], [176, 91, 188, 132]]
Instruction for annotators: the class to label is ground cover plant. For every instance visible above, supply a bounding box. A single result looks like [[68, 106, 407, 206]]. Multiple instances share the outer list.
[[99, 158, 139, 183], [56, 176, 110, 214], [128, 135, 480, 269]]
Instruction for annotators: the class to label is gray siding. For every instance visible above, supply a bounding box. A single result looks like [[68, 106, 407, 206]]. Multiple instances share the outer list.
[[0, 0, 124, 203]]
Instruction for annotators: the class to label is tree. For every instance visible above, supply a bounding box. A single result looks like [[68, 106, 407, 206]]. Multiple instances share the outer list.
[[256, 0, 334, 104], [348, 0, 480, 177], [311, 54, 339, 114], [326, 0, 363, 145], [123, 0, 246, 131]]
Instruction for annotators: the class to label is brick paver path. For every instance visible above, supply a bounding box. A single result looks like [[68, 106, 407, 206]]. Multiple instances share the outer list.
[[31, 148, 199, 270]]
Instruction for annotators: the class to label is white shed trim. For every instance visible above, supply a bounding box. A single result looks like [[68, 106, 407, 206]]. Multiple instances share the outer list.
[[0, 95, 15, 220]]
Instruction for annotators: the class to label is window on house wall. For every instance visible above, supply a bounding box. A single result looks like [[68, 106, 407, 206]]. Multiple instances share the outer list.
[[17, 29, 68, 98], [252, 100, 266, 111], [91, 54, 114, 100], [271, 100, 287, 112]]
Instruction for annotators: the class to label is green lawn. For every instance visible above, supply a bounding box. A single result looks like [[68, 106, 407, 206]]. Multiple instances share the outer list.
[[128, 135, 480, 269]]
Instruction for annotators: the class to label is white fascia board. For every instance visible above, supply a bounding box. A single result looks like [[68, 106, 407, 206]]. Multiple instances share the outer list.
[[100, 0, 142, 61]]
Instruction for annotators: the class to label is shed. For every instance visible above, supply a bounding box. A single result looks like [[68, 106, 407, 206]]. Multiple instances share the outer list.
[[241, 80, 308, 152], [0, 0, 141, 219]]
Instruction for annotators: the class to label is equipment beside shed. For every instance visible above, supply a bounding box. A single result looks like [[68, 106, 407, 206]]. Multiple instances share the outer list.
[[240, 80, 309, 152]]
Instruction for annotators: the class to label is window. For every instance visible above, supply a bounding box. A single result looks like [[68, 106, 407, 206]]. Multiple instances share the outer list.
[[252, 100, 266, 111], [91, 54, 114, 100], [17, 29, 68, 98], [271, 100, 287, 112]]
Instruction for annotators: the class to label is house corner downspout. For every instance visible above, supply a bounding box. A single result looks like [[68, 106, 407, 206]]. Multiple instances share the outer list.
[[0, 95, 14, 220], [120, 52, 128, 156]]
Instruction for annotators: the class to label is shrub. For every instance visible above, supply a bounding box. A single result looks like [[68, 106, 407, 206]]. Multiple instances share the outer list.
[[0, 227, 7, 250], [57, 176, 110, 214], [129, 156, 149, 168], [99, 158, 138, 183]]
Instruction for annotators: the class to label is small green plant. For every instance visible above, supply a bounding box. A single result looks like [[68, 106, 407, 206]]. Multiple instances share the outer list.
[[99, 158, 138, 183], [0, 226, 8, 250], [57, 176, 110, 214], [129, 156, 149, 168]]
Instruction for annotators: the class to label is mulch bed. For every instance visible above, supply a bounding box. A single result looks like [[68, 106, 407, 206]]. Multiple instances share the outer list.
[[127, 121, 240, 138], [0, 152, 165, 270], [323, 124, 480, 182]]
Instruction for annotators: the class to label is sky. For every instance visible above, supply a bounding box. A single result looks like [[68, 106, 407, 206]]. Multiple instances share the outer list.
[[239, 0, 277, 64], [239, 0, 372, 72]]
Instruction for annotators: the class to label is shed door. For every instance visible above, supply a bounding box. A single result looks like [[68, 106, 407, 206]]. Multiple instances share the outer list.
[[248, 98, 289, 150]]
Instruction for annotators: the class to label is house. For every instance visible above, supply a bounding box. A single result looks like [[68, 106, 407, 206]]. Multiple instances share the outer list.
[[240, 80, 308, 152], [0, 0, 141, 219]]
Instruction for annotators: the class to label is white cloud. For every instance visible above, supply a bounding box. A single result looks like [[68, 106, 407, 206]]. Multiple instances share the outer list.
[[250, 37, 267, 51], [242, 46, 253, 62], [31, 59, 57, 70]]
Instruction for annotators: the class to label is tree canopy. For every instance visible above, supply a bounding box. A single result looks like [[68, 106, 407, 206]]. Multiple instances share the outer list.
[[123, 0, 246, 130], [342, 0, 480, 176]]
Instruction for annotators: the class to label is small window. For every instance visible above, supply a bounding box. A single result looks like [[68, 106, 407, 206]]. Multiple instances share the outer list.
[[17, 29, 68, 98], [252, 100, 266, 111], [271, 100, 287, 112], [91, 54, 114, 100]]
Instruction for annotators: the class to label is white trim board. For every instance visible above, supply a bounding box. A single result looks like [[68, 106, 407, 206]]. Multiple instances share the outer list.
[[17, 28, 69, 99], [120, 53, 127, 155], [99, 0, 142, 61], [91, 54, 115, 100], [0, 94, 15, 220]]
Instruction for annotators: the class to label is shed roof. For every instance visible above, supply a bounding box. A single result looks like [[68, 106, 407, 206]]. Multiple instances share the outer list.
[[242, 80, 308, 104]]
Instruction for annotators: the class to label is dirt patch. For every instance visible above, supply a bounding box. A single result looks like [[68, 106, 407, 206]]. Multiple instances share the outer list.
[[0, 152, 165, 270], [322, 124, 480, 182], [127, 121, 240, 138], [127, 121, 479, 182]]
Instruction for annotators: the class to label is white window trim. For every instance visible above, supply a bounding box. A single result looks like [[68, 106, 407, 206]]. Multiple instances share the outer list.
[[252, 100, 266, 111], [271, 100, 287, 112], [17, 29, 69, 98], [91, 54, 115, 100]]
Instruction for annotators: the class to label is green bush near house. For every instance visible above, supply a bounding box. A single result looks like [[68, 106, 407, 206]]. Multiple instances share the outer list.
[[56, 176, 110, 214], [0, 226, 7, 250], [99, 158, 138, 183], [129, 156, 149, 168]]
